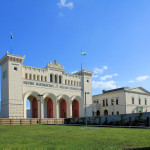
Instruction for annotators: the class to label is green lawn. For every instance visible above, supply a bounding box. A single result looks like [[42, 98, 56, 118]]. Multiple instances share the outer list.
[[0, 125, 150, 150]]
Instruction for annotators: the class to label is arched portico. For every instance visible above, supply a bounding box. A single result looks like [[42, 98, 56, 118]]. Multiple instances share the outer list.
[[72, 100, 79, 118], [71, 96, 81, 118], [60, 99, 67, 118], [57, 94, 70, 118], [43, 93, 57, 118], [23, 91, 40, 118]]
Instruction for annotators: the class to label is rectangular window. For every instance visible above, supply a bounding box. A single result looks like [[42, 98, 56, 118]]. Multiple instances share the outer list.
[[111, 99, 114, 105], [116, 99, 119, 105], [132, 97, 134, 104], [106, 99, 108, 106], [145, 99, 147, 105], [45, 76, 47, 82], [33, 74, 36, 80], [103, 100, 105, 106], [3, 70, 7, 79], [29, 74, 32, 80], [25, 73, 28, 79], [139, 98, 141, 105]]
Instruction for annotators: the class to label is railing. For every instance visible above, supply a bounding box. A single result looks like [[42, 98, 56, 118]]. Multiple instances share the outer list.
[[0, 118, 64, 125]]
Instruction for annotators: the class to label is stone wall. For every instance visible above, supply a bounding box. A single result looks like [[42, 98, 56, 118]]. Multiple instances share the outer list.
[[65, 112, 150, 126]]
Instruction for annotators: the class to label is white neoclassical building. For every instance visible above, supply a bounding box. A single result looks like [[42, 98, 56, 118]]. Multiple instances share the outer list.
[[0, 52, 93, 119], [93, 87, 150, 116]]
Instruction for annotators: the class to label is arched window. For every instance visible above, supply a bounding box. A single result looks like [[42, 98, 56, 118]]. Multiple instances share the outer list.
[[29, 74, 32, 80], [97, 110, 100, 116], [71, 80, 73, 85], [104, 110, 108, 116], [59, 76, 62, 84], [65, 79, 67, 84], [68, 80, 70, 85], [50, 74, 53, 82], [37, 75, 40, 81], [25, 73, 28, 79], [33, 74, 36, 80], [41, 76, 43, 81], [45, 76, 47, 82], [55, 75, 57, 83]]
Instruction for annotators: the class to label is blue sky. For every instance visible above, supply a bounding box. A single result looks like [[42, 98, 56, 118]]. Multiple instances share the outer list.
[[1, 0, 150, 101]]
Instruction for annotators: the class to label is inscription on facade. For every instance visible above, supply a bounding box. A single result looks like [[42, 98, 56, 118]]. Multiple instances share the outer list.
[[23, 81, 81, 91]]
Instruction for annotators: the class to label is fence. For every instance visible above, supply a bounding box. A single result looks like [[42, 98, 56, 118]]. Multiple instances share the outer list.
[[0, 118, 64, 125]]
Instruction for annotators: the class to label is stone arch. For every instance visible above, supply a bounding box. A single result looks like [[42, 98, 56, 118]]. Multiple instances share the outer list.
[[43, 93, 57, 118], [97, 110, 100, 116], [23, 91, 40, 118], [57, 94, 70, 118], [72, 100, 79, 118], [71, 96, 81, 117], [104, 110, 108, 116]]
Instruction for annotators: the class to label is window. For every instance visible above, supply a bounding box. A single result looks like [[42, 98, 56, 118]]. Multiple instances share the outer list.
[[25, 73, 28, 79], [68, 80, 70, 85], [59, 76, 62, 84], [103, 100, 105, 106], [74, 81, 76, 86], [111, 99, 114, 105], [87, 80, 89, 82], [33, 74, 36, 80], [139, 98, 141, 105], [41, 76, 43, 81], [116, 99, 119, 105], [37, 75, 40, 81], [97, 101, 98, 103], [132, 97, 134, 104], [77, 81, 78, 86], [29, 74, 32, 80], [50, 74, 53, 82], [65, 79, 67, 84], [145, 99, 147, 105], [3, 70, 7, 79], [45, 76, 47, 82], [106, 99, 108, 106], [71, 80, 73, 85], [55, 75, 57, 83], [112, 112, 114, 115], [14, 67, 17, 71], [117, 111, 119, 115]]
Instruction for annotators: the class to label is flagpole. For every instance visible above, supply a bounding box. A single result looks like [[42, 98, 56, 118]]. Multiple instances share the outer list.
[[11, 29, 12, 54], [81, 49, 82, 71]]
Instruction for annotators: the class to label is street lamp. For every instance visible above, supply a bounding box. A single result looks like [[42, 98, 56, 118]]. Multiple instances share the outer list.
[[85, 92, 90, 126]]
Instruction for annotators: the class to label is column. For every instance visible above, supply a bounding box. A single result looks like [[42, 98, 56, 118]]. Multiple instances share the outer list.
[[41, 99, 44, 119], [56, 100, 60, 118], [69, 101, 72, 118], [38, 100, 41, 119]]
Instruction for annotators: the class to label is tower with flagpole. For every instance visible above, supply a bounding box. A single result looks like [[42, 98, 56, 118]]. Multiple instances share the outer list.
[[11, 29, 13, 54]]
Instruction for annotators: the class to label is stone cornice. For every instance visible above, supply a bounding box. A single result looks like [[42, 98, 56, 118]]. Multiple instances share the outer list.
[[0, 51, 25, 66]]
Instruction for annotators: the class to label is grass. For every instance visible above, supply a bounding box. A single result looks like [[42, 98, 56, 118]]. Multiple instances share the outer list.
[[0, 125, 150, 150]]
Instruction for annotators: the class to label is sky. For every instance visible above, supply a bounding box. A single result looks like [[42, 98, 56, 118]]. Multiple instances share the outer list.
[[1, 0, 150, 104]]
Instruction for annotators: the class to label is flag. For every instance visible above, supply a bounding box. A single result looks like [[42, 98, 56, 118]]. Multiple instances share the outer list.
[[11, 33, 13, 39], [81, 52, 86, 56]]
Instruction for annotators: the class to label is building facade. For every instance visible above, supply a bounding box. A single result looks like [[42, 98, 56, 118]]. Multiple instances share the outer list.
[[0, 52, 93, 119], [93, 87, 150, 116]]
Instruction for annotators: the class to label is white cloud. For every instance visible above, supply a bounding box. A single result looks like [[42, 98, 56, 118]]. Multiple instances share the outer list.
[[100, 73, 118, 81], [71, 71, 77, 74], [93, 66, 108, 74], [136, 76, 149, 82], [128, 80, 134, 83], [92, 80, 117, 90], [92, 75, 98, 78], [57, 0, 73, 9]]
